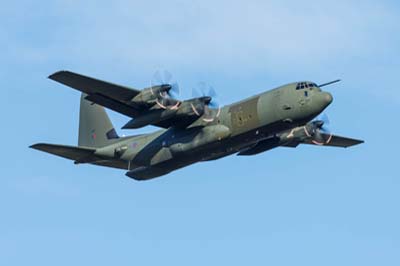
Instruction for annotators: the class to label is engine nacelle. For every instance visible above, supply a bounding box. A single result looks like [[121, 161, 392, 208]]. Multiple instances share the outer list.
[[279, 125, 309, 143], [131, 85, 171, 105], [238, 125, 312, 156]]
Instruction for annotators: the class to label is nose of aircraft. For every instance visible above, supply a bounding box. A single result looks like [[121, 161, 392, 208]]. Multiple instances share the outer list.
[[314, 91, 333, 112], [324, 92, 333, 106]]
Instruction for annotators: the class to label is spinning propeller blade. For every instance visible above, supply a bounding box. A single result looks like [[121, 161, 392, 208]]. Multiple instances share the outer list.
[[192, 82, 221, 122], [151, 69, 181, 109], [305, 113, 333, 145]]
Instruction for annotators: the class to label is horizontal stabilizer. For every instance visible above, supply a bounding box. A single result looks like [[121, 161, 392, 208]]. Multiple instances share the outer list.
[[30, 143, 97, 162]]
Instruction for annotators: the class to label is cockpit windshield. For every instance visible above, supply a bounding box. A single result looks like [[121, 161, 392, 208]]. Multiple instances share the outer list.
[[296, 82, 318, 90]]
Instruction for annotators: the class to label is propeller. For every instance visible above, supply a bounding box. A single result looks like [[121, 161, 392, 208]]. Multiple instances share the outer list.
[[191, 82, 221, 122], [304, 113, 333, 145], [151, 69, 181, 110]]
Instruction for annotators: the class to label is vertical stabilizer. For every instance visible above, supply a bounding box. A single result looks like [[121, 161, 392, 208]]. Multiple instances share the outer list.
[[79, 94, 119, 148]]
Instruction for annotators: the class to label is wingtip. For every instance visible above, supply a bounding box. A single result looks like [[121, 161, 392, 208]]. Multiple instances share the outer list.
[[48, 70, 69, 80], [356, 139, 365, 145], [29, 143, 41, 149], [350, 139, 365, 147], [30, 142, 45, 147]]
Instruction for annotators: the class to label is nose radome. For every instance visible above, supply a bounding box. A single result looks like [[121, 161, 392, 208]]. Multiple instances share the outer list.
[[324, 92, 333, 105]]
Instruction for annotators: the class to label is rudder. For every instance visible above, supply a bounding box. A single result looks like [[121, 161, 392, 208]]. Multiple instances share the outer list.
[[79, 93, 119, 148]]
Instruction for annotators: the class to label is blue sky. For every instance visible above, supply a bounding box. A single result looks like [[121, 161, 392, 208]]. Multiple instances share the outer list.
[[1, 0, 400, 265]]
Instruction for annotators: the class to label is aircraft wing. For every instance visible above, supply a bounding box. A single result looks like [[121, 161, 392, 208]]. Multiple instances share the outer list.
[[239, 133, 363, 156], [49, 71, 141, 102], [304, 134, 364, 148], [284, 133, 364, 148], [49, 71, 144, 117], [49, 71, 189, 128]]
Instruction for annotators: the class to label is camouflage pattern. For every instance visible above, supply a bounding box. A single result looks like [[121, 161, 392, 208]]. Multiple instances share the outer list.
[[31, 72, 362, 181]]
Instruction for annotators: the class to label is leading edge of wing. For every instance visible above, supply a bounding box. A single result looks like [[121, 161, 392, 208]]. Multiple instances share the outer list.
[[48, 70, 141, 102]]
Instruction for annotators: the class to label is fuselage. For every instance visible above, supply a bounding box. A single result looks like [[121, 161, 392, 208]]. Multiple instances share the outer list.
[[95, 81, 333, 180]]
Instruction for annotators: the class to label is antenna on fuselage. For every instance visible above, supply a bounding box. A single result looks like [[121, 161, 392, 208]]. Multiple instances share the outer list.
[[318, 79, 341, 88]]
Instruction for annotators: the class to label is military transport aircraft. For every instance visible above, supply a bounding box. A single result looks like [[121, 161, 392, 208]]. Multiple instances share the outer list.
[[31, 71, 363, 181]]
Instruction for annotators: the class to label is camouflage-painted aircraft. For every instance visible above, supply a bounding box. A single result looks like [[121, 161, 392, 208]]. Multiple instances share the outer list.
[[31, 71, 363, 181]]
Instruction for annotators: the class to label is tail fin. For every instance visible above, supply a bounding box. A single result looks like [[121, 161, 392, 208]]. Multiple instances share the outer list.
[[79, 93, 119, 148]]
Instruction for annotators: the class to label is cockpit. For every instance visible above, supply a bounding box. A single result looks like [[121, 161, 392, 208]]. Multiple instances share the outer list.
[[296, 82, 318, 90]]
